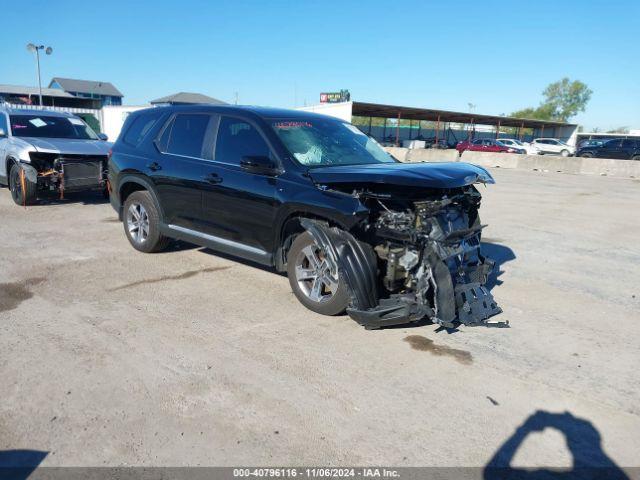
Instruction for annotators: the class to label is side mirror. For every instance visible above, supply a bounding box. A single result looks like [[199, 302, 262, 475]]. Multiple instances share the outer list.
[[240, 155, 278, 175], [98, 133, 109, 141], [0, 128, 6, 138]]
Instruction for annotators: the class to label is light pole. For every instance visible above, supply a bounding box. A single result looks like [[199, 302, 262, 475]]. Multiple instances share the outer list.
[[26, 43, 53, 106]]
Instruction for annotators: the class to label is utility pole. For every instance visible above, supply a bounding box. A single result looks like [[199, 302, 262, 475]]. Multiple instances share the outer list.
[[26, 44, 53, 106]]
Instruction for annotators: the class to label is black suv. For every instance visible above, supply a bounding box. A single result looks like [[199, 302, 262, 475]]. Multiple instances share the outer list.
[[108, 105, 503, 329], [577, 138, 640, 160]]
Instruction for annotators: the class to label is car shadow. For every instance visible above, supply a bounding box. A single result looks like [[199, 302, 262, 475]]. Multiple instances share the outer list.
[[483, 410, 629, 480], [482, 241, 516, 291], [0, 449, 48, 480], [32, 190, 109, 206]]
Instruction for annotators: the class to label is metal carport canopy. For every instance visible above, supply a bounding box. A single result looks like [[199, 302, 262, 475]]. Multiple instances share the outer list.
[[351, 101, 575, 129]]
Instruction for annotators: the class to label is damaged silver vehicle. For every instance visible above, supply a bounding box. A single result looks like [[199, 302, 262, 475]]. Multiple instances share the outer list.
[[108, 105, 503, 330], [0, 106, 111, 205]]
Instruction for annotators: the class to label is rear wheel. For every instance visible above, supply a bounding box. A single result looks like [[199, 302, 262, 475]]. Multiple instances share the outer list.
[[122, 190, 171, 253], [631, 155, 640, 161], [9, 164, 37, 206], [287, 232, 349, 316]]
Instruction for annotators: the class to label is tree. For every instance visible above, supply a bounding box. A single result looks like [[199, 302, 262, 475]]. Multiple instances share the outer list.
[[542, 78, 592, 121], [511, 78, 592, 122]]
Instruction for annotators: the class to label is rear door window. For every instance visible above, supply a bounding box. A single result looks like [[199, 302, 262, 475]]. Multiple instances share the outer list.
[[159, 113, 215, 159], [214, 117, 271, 165]]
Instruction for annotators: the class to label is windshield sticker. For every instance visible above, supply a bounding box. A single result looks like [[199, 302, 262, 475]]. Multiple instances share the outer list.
[[68, 117, 85, 126], [274, 121, 312, 129], [29, 118, 47, 128], [293, 145, 323, 165]]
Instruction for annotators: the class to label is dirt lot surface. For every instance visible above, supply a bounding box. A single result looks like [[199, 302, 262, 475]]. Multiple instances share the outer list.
[[1, 169, 639, 470]]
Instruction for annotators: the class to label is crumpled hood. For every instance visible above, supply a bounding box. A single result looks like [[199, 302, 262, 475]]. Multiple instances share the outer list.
[[308, 162, 495, 189], [23, 137, 112, 156]]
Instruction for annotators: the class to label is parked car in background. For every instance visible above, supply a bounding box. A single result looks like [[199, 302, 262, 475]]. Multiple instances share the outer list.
[[577, 138, 640, 160], [0, 106, 111, 205], [456, 138, 525, 154], [425, 138, 450, 149], [108, 105, 502, 329], [531, 138, 575, 157], [577, 138, 606, 149], [497, 138, 536, 154]]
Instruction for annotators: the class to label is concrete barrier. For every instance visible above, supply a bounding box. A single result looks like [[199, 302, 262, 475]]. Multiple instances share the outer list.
[[384, 147, 640, 178]]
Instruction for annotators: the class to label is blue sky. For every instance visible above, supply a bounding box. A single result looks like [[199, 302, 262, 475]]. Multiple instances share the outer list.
[[1, 0, 638, 130]]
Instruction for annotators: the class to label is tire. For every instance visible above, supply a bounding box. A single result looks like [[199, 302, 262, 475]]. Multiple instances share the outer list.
[[560, 149, 570, 157], [122, 190, 171, 253], [9, 163, 37, 206], [287, 231, 350, 316], [631, 155, 640, 161], [580, 152, 593, 158]]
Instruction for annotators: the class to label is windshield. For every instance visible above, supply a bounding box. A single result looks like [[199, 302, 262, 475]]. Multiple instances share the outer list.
[[10, 115, 99, 140], [271, 119, 396, 167]]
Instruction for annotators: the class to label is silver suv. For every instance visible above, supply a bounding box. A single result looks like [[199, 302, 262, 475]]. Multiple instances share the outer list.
[[0, 106, 111, 205], [531, 138, 575, 157]]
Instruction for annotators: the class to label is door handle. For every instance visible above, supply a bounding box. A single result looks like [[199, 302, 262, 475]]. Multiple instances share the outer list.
[[147, 162, 162, 172], [205, 173, 223, 184]]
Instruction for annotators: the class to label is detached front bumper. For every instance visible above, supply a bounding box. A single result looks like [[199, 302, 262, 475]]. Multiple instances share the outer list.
[[301, 219, 506, 330]]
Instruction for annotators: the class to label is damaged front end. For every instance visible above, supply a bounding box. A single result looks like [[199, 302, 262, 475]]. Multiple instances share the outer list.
[[301, 183, 505, 330], [25, 152, 108, 197]]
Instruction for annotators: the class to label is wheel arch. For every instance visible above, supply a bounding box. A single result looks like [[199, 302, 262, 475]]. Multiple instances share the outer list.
[[5, 155, 18, 176], [274, 209, 361, 272], [117, 175, 165, 222]]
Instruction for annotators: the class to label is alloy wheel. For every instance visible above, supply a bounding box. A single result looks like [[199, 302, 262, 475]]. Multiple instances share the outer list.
[[126, 202, 150, 244], [294, 244, 339, 303]]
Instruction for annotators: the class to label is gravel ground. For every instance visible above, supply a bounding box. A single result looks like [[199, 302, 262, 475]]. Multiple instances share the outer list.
[[0, 169, 639, 470]]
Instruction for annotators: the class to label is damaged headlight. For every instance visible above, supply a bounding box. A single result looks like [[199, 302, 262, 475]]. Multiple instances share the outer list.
[[465, 169, 495, 185]]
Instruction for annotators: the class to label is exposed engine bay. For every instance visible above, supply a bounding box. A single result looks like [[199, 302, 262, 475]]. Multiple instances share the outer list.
[[23, 152, 108, 196], [301, 183, 505, 329]]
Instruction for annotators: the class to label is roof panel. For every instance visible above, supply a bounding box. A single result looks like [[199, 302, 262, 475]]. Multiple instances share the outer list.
[[50, 77, 123, 97], [150, 92, 227, 105], [352, 101, 575, 128], [0, 84, 75, 98]]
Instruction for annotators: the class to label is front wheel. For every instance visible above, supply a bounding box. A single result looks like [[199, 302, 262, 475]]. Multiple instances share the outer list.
[[580, 152, 594, 158], [9, 164, 37, 206], [631, 155, 640, 161], [287, 232, 350, 316], [560, 149, 570, 157]]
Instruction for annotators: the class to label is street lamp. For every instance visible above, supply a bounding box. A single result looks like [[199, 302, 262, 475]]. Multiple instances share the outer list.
[[26, 43, 53, 106]]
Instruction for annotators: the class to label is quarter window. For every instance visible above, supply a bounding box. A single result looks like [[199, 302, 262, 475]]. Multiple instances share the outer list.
[[215, 117, 270, 165], [161, 114, 214, 158], [123, 114, 158, 146]]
